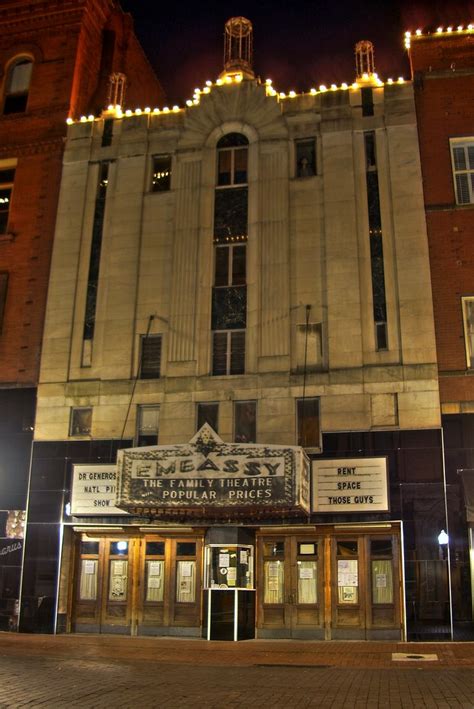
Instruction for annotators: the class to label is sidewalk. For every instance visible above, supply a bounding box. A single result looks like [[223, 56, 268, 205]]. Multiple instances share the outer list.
[[1, 631, 473, 668]]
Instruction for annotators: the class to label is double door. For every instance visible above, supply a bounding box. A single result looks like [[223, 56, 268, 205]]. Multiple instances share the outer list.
[[257, 527, 402, 640], [72, 534, 202, 635]]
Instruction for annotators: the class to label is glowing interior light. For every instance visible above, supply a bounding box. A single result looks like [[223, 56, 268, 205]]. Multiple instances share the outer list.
[[144, 107, 151, 113], [125, 109, 132, 116], [438, 530, 449, 545], [66, 117, 73, 125], [310, 88, 317, 94], [205, 80, 212, 86], [416, 29, 422, 35], [289, 90, 296, 97], [172, 105, 179, 112], [319, 84, 327, 91], [163, 106, 170, 113], [116, 541, 128, 552]]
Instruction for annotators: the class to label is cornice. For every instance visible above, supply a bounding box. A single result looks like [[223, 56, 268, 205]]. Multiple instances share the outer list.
[[0, 135, 64, 158]]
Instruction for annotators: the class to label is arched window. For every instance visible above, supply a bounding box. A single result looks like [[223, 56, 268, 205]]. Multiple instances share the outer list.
[[3, 58, 33, 114]]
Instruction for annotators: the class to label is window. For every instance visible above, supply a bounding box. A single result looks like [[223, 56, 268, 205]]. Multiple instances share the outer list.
[[152, 155, 171, 191], [361, 87, 374, 117], [3, 58, 33, 114], [296, 397, 320, 449], [0, 168, 15, 234], [0, 272, 8, 332], [217, 133, 248, 186], [234, 400, 256, 442], [295, 139, 316, 177], [214, 244, 246, 287], [70, 407, 92, 437], [140, 335, 162, 379], [212, 330, 245, 375], [197, 402, 219, 432], [102, 118, 114, 147], [136, 405, 159, 446], [451, 139, 474, 205], [462, 297, 474, 368]]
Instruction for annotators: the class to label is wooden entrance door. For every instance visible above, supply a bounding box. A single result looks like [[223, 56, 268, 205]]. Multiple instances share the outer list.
[[257, 528, 402, 640], [257, 535, 325, 639], [72, 534, 203, 636]]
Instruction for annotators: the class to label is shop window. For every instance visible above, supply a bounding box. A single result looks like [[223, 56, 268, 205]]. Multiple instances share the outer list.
[[197, 402, 219, 432], [295, 138, 316, 177], [139, 334, 162, 379], [0, 272, 8, 332], [263, 542, 285, 604], [371, 538, 393, 605], [450, 139, 474, 204], [136, 405, 159, 446], [212, 330, 245, 375], [0, 168, 15, 234], [337, 540, 359, 604], [462, 297, 474, 368], [69, 407, 92, 437], [3, 58, 33, 115], [79, 559, 98, 601], [234, 400, 256, 443], [152, 155, 171, 191], [296, 397, 320, 450], [297, 541, 318, 605]]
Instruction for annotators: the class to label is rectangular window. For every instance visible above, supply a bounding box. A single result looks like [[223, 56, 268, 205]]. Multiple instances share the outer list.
[[213, 188, 248, 242], [361, 87, 374, 117], [197, 402, 219, 432], [102, 118, 114, 147], [70, 407, 92, 437], [296, 397, 320, 450], [295, 139, 316, 177], [451, 139, 474, 204], [214, 244, 246, 286], [234, 400, 256, 443], [0, 169, 15, 234], [140, 335, 162, 379], [212, 330, 245, 375], [0, 272, 8, 332], [136, 405, 159, 446], [462, 297, 474, 368], [152, 155, 172, 192], [217, 146, 248, 186]]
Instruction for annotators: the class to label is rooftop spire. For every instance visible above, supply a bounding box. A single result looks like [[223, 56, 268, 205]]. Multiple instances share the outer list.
[[355, 40, 376, 81], [221, 16, 254, 79]]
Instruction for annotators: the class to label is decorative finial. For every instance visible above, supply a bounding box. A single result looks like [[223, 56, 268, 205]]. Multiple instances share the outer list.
[[222, 17, 254, 80], [355, 40, 376, 80], [106, 72, 127, 110]]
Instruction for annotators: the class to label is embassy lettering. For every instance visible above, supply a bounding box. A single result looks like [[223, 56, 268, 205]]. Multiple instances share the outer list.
[[132, 457, 284, 479]]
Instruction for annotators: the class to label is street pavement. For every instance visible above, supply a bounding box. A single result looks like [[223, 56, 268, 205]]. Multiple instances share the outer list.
[[0, 633, 472, 708]]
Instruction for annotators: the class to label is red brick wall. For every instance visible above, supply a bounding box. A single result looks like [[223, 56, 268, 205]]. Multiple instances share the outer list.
[[0, 0, 163, 386], [411, 36, 474, 403]]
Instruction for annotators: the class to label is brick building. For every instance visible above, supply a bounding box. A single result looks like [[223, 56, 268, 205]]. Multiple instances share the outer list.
[[0, 0, 163, 631], [408, 27, 474, 634]]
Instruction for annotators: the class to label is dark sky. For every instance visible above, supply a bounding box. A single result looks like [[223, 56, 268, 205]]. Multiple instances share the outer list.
[[120, 0, 474, 104]]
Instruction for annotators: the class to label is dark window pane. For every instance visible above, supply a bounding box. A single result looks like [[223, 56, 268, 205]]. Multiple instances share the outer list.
[[296, 139, 316, 177], [215, 246, 229, 286], [197, 403, 218, 432], [176, 542, 196, 556], [102, 118, 114, 147], [212, 332, 228, 375], [152, 155, 171, 191], [375, 321, 388, 350], [70, 408, 92, 436], [361, 87, 374, 117], [83, 163, 109, 340], [0, 170, 15, 183], [297, 398, 320, 448], [212, 285, 247, 330], [3, 93, 28, 115], [234, 148, 248, 184], [218, 150, 231, 186], [365, 132, 377, 168], [232, 245, 246, 285], [217, 133, 249, 148], [81, 541, 99, 555], [214, 188, 248, 242], [230, 331, 245, 375], [235, 400, 256, 443], [140, 335, 162, 379], [0, 273, 8, 332], [371, 539, 392, 557], [110, 541, 128, 555], [146, 541, 165, 556], [337, 541, 358, 557], [0, 188, 12, 234], [264, 541, 284, 556]]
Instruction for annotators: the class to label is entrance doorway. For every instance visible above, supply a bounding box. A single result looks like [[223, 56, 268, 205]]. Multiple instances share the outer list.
[[71, 533, 203, 636], [256, 525, 402, 640]]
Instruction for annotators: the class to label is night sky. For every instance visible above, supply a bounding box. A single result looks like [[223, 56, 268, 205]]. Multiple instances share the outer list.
[[121, 0, 474, 104]]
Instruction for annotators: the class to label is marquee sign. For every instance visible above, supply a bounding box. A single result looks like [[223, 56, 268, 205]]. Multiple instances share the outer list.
[[71, 465, 129, 516], [116, 424, 310, 515], [312, 457, 389, 513]]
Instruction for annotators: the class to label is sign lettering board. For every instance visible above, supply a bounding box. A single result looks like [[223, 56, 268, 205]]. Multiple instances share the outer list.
[[312, 457, 388, 513], [0, 538, 23, 565], [116, 424, 310, 514], [71, 465, 129, 515]]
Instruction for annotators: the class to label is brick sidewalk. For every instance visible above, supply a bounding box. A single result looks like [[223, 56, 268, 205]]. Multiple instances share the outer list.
[[0, 634, 473, 708]]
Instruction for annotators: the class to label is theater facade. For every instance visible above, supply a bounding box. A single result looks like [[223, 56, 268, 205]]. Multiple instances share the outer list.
[[19, 20, 470, 640]]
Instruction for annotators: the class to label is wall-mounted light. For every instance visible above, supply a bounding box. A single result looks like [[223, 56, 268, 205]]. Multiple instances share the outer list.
[[438, 529, 449, 545]]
